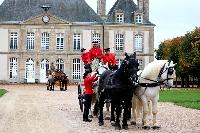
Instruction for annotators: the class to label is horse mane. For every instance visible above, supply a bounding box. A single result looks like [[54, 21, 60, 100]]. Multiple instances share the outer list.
[[141, 60, 168, 80]]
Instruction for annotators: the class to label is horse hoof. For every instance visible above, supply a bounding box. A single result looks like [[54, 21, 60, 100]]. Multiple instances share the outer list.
[[142, 126, 151, 130], [111, 121, 115, 126], [115, 123, 121, 130], [152, 125, 161, 130], [130, 121, 136, 125], [122, 125, 128, 130], [105, 116, 110, 120], [88, 115, 93, 118], [99, 122, 104, 126]]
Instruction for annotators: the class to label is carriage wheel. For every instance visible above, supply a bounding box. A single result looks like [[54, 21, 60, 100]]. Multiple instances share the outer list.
[[79, 99, 83, 112], [47, 81, 49, 90]]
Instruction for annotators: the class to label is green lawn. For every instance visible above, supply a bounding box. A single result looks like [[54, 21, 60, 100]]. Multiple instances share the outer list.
[[159, 90, 200, 110], [0, 89, 7, 97]]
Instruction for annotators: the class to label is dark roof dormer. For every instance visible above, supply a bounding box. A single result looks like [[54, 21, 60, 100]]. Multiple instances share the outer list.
[[106, 0, 137, 23]]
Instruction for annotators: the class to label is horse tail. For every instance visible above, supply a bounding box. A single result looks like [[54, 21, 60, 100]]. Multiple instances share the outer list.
[[132, 95, 143, 123]]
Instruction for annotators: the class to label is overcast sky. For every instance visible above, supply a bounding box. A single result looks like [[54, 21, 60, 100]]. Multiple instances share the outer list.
[[0, 0, 200, 49]]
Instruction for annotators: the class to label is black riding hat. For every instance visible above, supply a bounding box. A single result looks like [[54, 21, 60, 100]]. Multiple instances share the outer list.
[[104, 48, 110, 52], [81, 48, 86, 52]]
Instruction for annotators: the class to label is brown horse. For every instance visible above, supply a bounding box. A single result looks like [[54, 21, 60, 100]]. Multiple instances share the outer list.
[[47, 69, 69, 91]]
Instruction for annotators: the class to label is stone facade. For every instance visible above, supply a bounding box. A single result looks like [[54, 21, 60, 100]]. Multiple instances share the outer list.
[[0, 0, 155, 83]]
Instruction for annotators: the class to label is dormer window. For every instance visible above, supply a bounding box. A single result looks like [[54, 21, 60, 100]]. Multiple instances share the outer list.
[[135, 14, 143, 24], [116, 13, 124, 23]]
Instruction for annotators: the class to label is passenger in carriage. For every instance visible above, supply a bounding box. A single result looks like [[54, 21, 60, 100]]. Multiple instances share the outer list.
[[103, 48, 118, 70], [89, 41, 103, 61], [83, 72, 98, 122], [81, 48, 92, 73]]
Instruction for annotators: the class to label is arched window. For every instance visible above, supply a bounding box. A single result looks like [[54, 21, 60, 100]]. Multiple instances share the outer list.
[[56, 59, 64, 72], [72, 58, 81, 80], [135, 34, 143, 51], [25, 58, 35, 83], [9, 57, 18, 79], [40, 59, 50, 83]]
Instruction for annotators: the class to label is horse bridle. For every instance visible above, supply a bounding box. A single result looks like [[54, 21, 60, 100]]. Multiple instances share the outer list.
[[158, 62, 175, 85], [139, 62, 175, 87]]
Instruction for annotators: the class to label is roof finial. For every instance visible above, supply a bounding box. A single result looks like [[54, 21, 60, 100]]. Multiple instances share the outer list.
[[41, 5, 51, 12]]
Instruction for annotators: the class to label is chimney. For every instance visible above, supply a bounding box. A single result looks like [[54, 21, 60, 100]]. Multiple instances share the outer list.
[[137, 0, 149, 20], [137, 0, 144, 11], [97, 0, 106, 17], [144, 0, 149, 20]]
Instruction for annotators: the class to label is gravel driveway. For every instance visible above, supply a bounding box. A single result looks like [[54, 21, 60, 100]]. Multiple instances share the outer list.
[[0, 84, 200, 133]]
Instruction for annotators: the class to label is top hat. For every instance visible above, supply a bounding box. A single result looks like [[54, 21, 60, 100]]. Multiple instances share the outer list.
[[92, 41, 99, 45], [81, 48, 86, 52], [104, 48, 110, 52]]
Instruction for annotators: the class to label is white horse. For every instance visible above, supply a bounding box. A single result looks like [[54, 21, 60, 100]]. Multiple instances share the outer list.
[[131, 60, 176, 129], [89, 59, 109, 117]]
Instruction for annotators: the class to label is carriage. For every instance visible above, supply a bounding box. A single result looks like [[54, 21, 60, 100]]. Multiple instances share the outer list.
[[47, 69, 69, 91]]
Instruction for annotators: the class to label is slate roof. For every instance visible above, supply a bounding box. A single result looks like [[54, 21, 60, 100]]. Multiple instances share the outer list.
[[0, 0, 103, 23], [106, 0, 153, 24]]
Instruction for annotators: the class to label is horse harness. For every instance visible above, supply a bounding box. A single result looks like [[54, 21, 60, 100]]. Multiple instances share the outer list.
[[136, 62, 175, 96]]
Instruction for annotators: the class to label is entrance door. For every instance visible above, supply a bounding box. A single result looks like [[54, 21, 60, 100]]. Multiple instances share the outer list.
[[25, 58, 35, 83], [40, 59, 49, 83]]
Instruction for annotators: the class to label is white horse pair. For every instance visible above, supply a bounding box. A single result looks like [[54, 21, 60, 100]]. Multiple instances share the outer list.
[[131, 60, 176, 129]]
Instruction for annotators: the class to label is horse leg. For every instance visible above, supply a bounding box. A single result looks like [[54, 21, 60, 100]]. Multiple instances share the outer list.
[[131, 96, 137, 125], [60, 81, 62, 91], [104, 102, 110, 120], [122, 100, 128, 130], [110, 100, 115, 126], [151, 98, 160, 130], [115, 101, 121, 130], [142, 98, 151, 130], [93, 100, 99, 117], [88, 108, 93, 118], [52, 82, 54, 91], [98, 93, 105, 126], [65, 81, 67, 90]]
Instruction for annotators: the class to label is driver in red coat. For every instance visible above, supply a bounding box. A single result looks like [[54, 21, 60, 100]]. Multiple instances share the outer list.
[[103, 48, 118, 70], [81, 48, 91, 65], [89, 41, 103, 61]]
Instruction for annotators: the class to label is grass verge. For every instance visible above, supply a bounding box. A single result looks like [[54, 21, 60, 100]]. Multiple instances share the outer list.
[[0, 89, 7, 97], [159, 90, 200, 110]]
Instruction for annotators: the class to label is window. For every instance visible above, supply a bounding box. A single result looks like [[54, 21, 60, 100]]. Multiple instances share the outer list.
[[135, 34, 143, 51], [135, 14, 142, 23], [9, 58, 18, 79], [72, 59, 81, 80], [92, 33, 101, 45], [116, 14, 124, 23], [56, 33, 64, 50], [73, 33, 81, 51], [116, 59, 123, 67], [10, 32, 18, 49], [115, 34, 124, 52], [56, 59, 64, 72], [138, 59, 143, 70], [27, 32, 35, 50], [41, 32, 49, 50]]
